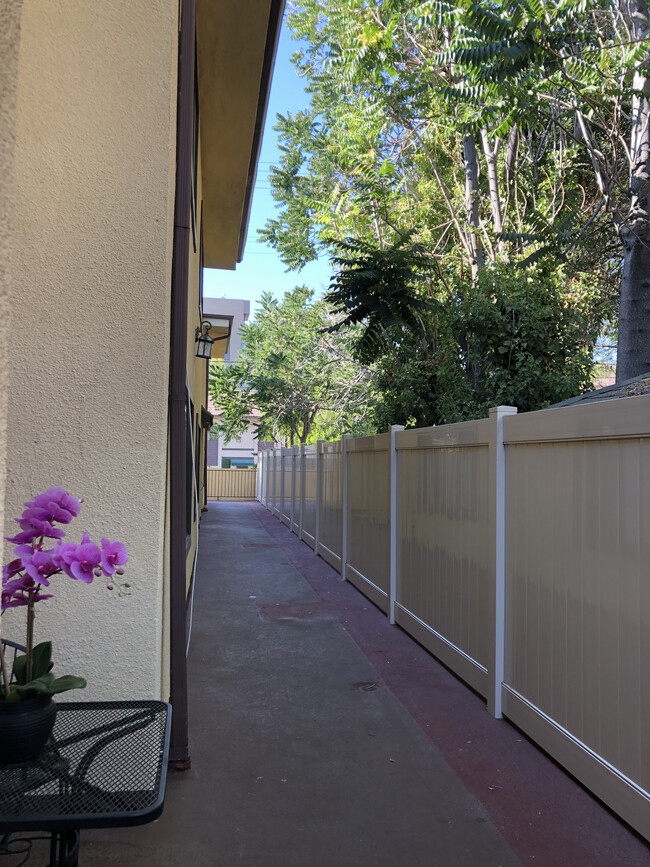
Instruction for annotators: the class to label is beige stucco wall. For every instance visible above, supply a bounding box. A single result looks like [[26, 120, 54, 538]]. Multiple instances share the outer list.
[[3, 1, 178, 700], [0, 1, 23, 604]]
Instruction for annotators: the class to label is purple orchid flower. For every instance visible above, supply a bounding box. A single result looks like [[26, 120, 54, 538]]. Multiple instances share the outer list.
[[2, 558, 24, 584], [27, 487, 81, 524], [5, 528, 41, 545], [29, 519, 66, 539], [23, 549, 58, 587], [13, 543, 36, 559], [63, 533, 101, 583], [10, 546, 36, 580], [100, 538, 128, 577], [15, 511, 67, 539], [16, 506, 50, 525], [52, 541, 79, 578], [4, 574, 36, 594], [2, 574, 53, 610], [1, 487, 128, 704], [1, 587, 29, 609], [2, 486, 128, 627]]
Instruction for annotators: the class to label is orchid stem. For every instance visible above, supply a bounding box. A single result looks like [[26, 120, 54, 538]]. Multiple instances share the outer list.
[[26, 593, 36, 683]]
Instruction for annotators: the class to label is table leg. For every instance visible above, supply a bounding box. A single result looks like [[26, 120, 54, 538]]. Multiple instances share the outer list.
[[48, 829, 79, 867]]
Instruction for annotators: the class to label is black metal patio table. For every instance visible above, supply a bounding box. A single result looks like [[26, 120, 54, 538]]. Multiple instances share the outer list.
[[0, 700, 171, 866]]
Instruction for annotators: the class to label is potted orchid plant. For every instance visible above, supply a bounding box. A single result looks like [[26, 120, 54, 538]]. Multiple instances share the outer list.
[[0, 487, 128, 762]]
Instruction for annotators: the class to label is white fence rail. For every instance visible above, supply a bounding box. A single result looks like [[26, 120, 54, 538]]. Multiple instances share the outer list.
[[258, 395, 650, 841]]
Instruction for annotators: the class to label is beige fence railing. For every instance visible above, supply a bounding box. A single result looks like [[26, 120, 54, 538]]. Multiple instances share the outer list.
[[258, 395, 650, 841], [206, 467, 257, 500]]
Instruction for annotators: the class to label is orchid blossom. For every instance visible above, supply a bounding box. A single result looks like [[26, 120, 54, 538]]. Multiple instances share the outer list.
[[0, 488, 128, 698]]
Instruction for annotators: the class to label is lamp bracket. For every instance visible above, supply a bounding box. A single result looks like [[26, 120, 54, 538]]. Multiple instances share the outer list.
[[195, 321, 213, 341]]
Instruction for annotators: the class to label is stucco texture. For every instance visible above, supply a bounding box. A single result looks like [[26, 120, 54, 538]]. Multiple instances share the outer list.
[[0, 0, 23, 588], [3, 1, 178, 701]]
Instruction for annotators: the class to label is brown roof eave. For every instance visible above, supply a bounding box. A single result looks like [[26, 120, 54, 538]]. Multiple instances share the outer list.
[[236, 0, 285, 263]]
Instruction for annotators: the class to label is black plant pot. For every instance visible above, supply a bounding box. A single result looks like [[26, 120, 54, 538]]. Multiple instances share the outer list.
[[0, 695, 57, 764]]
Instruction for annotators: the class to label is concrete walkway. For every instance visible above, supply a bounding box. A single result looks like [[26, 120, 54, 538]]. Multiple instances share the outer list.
[[83, 502, 649, 866]]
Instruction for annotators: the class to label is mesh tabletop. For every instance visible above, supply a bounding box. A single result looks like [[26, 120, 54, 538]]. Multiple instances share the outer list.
[[0, 700, 171, 832]]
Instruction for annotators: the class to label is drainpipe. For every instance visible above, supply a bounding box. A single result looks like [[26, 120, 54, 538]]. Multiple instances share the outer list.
[[168, 0, 195, 770], [203, 377, 209, 511]]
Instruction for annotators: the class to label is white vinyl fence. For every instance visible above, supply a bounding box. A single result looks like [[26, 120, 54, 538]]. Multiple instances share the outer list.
[[258, 396, 650, 841]]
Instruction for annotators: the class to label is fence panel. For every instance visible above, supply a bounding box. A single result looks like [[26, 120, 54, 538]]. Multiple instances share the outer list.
[[302, 444, 317, 549], [267, 451, 273, 512], [264, 450, 270, 508], [259, 451, 267, 507], [502, 396, 650, 839], [272, 450, 281, 518], [254, 396, 650, 840], [291, 446, 301, 535], [319, 440, 343, 571], [395, 420, 492, 697], [206, 467, 257, 500], [281, 447, 292, 527], [346, 434, 390, 612], [267, 449, 274, 512]]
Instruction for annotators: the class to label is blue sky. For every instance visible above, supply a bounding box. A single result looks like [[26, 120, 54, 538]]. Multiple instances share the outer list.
[[203, 18, 331, 318]]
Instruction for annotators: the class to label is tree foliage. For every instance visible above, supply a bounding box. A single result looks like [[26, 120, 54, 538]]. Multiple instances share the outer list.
[[328, 244, 604, 427], [325, 230, 439, 362], [438, 0, 650, 380], [209, 287, 374, 445], [260, 0, 650, 392], [264, 1, 618, 275]]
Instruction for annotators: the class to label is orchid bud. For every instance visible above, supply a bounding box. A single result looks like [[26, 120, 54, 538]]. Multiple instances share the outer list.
[[107, 583, 114, 591]]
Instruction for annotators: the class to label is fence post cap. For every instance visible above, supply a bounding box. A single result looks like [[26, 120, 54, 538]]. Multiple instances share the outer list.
[[489, 406, 518, 417]]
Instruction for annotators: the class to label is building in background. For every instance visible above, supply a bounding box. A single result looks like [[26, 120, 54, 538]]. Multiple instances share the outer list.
[[205, 296, 269, 467], [204, 297, 250, 363]]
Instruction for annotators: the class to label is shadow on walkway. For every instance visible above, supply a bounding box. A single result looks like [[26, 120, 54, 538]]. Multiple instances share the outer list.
[[82, 502, 649, 866]]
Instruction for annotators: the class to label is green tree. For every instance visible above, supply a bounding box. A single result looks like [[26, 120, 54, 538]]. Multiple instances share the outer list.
[[325, 230, 439, 363], [255, 1, 648, 429], [259, 0, 619, 387], [327, 237, 604, 427], [438, 0, 650, 380], [263, 2, 616, 277], [209, 286, 374, 445]]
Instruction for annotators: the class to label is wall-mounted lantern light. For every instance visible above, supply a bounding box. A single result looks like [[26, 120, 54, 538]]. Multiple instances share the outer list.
[[195, 321, 214, 359]]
